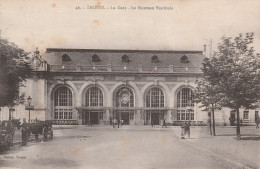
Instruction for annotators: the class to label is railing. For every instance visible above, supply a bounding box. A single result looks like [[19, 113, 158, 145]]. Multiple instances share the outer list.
[[49, 65, 201, 73], [172, 121, 205, 126], [51, 120, 78, 125]]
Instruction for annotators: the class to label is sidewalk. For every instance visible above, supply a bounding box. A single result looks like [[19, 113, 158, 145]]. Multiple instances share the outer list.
[[176, 126, 260, 169]]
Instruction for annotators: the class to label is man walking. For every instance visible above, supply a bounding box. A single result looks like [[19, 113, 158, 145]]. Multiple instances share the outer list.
[[162, 118, 167, 128]]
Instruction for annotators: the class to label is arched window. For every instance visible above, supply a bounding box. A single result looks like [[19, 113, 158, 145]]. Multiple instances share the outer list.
[[146, 87, 164, 107], [177, 88, 194, 108], [62, 54, 72, 62], [85, 87, 103, 107], [151, 55, 160, 63], [176, 88, 194, 121], [115, 87, 134, 107], [54, 86, 73, 120]]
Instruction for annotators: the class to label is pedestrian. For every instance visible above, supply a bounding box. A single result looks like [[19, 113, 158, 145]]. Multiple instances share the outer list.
[[180, 123, 186, 139], [151, 121, 154, 128], [21, 118, 28, 146], [162, 118, 167, 128], [240, 119, 243, 126], [256, 116, 259, 129], [185, 122, 191, 139]]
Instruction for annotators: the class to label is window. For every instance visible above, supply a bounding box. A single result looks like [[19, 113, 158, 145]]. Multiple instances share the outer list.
[[151, 55, 160, 63], [122, 55, 131, 63], [116, 87, 134, 107], [177, 113, 181, 121], [146, 87, 164, 107], [99, 112, 103, 120], [177, 88, 194, 108], [92, 54, 102, 62], [146, 112, 151, 120], [85, 87, 103, 107], [243, 111, 249, 120], [180, 55, 190, 63], [130, 112, 134, 120], [177, 110, 194, 121], [62, 54, 72, 62], [181, 113, 185, 120], [54, 86, 73, 120]]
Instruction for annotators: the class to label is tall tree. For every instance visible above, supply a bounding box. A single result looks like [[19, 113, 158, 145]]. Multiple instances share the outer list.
[[194, 76, 223, 136], [198, 33, 259, 140], [0, 35, 33, 114]]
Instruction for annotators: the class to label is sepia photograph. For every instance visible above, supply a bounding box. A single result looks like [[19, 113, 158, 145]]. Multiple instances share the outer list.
[[0, 0, 259, 169]]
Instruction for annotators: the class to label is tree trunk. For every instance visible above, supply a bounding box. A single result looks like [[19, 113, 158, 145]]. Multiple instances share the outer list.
[[212, 108, 216, 136], [9, 108, 12, 120], [208, 112, 212, 135], [209, 117, 212, 135], [236, 107, 241, 140]]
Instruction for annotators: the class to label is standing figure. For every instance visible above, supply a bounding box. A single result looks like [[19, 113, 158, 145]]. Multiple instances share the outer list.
[[185, 122, 191, 139], [21, 118, 28, 146], [256, 116, 259, 129], [162, 118, 167, 128], [180, 123, 186, 139]]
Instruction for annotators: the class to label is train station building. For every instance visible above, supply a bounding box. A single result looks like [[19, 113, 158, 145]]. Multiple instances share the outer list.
[[0, 48, 259, 126]]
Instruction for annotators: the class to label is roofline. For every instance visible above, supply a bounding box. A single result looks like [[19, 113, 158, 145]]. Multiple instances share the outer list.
[[45, 48, 203, 54]]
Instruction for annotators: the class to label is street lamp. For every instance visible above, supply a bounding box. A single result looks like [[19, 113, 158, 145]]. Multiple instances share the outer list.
[[27, 96, 32, 123]]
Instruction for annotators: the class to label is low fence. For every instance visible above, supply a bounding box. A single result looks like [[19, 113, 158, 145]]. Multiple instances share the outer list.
[[171, 121, 206, 126], [50, 120, 78, 125]]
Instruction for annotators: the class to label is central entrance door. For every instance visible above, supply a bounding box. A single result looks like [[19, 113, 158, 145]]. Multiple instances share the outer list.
[[151, 112, 160, 125], [120, 111, 130, 125], [90, 112, 99, 125], [83, 111, 99, 125]]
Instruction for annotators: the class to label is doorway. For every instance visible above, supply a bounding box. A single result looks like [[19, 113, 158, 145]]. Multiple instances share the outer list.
[[83, 111, 99, 125], [151, 112, 160, 125], [120, 111, 130, 125]]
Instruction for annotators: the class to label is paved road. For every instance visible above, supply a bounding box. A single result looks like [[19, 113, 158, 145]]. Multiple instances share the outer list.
[[0, 126, 256, 169]]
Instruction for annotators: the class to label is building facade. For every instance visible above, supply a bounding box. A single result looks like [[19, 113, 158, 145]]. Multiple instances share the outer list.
[[0, 48, 259, 125]]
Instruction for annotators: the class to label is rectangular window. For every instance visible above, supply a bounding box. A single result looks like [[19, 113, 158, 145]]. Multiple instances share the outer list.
[[130, 112, 134, 120], [64, 112, 68, 119], [243, 111, 249, 120], [177, 113, 180, 120], [191, 113, 194, 120], [177, 110, 195, 121], [59, 111, 63, 119], [181, 113, 185, 120], [68, 112, 73, 119], [146, 112, 151, 120], [54, 111, 58, 119], [99, 112, 103, 120], [186, 113, 190, 120]]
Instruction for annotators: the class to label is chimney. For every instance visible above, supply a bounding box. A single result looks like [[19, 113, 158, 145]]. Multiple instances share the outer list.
[[203, 44, 207, 56], [203, 44, 206, 52]]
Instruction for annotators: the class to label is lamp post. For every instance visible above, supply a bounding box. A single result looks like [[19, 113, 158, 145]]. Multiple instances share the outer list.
[[26, 96, 33, 123]]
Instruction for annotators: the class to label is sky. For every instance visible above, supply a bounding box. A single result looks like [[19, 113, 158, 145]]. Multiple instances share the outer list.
[[0, 0, 260, 55]]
